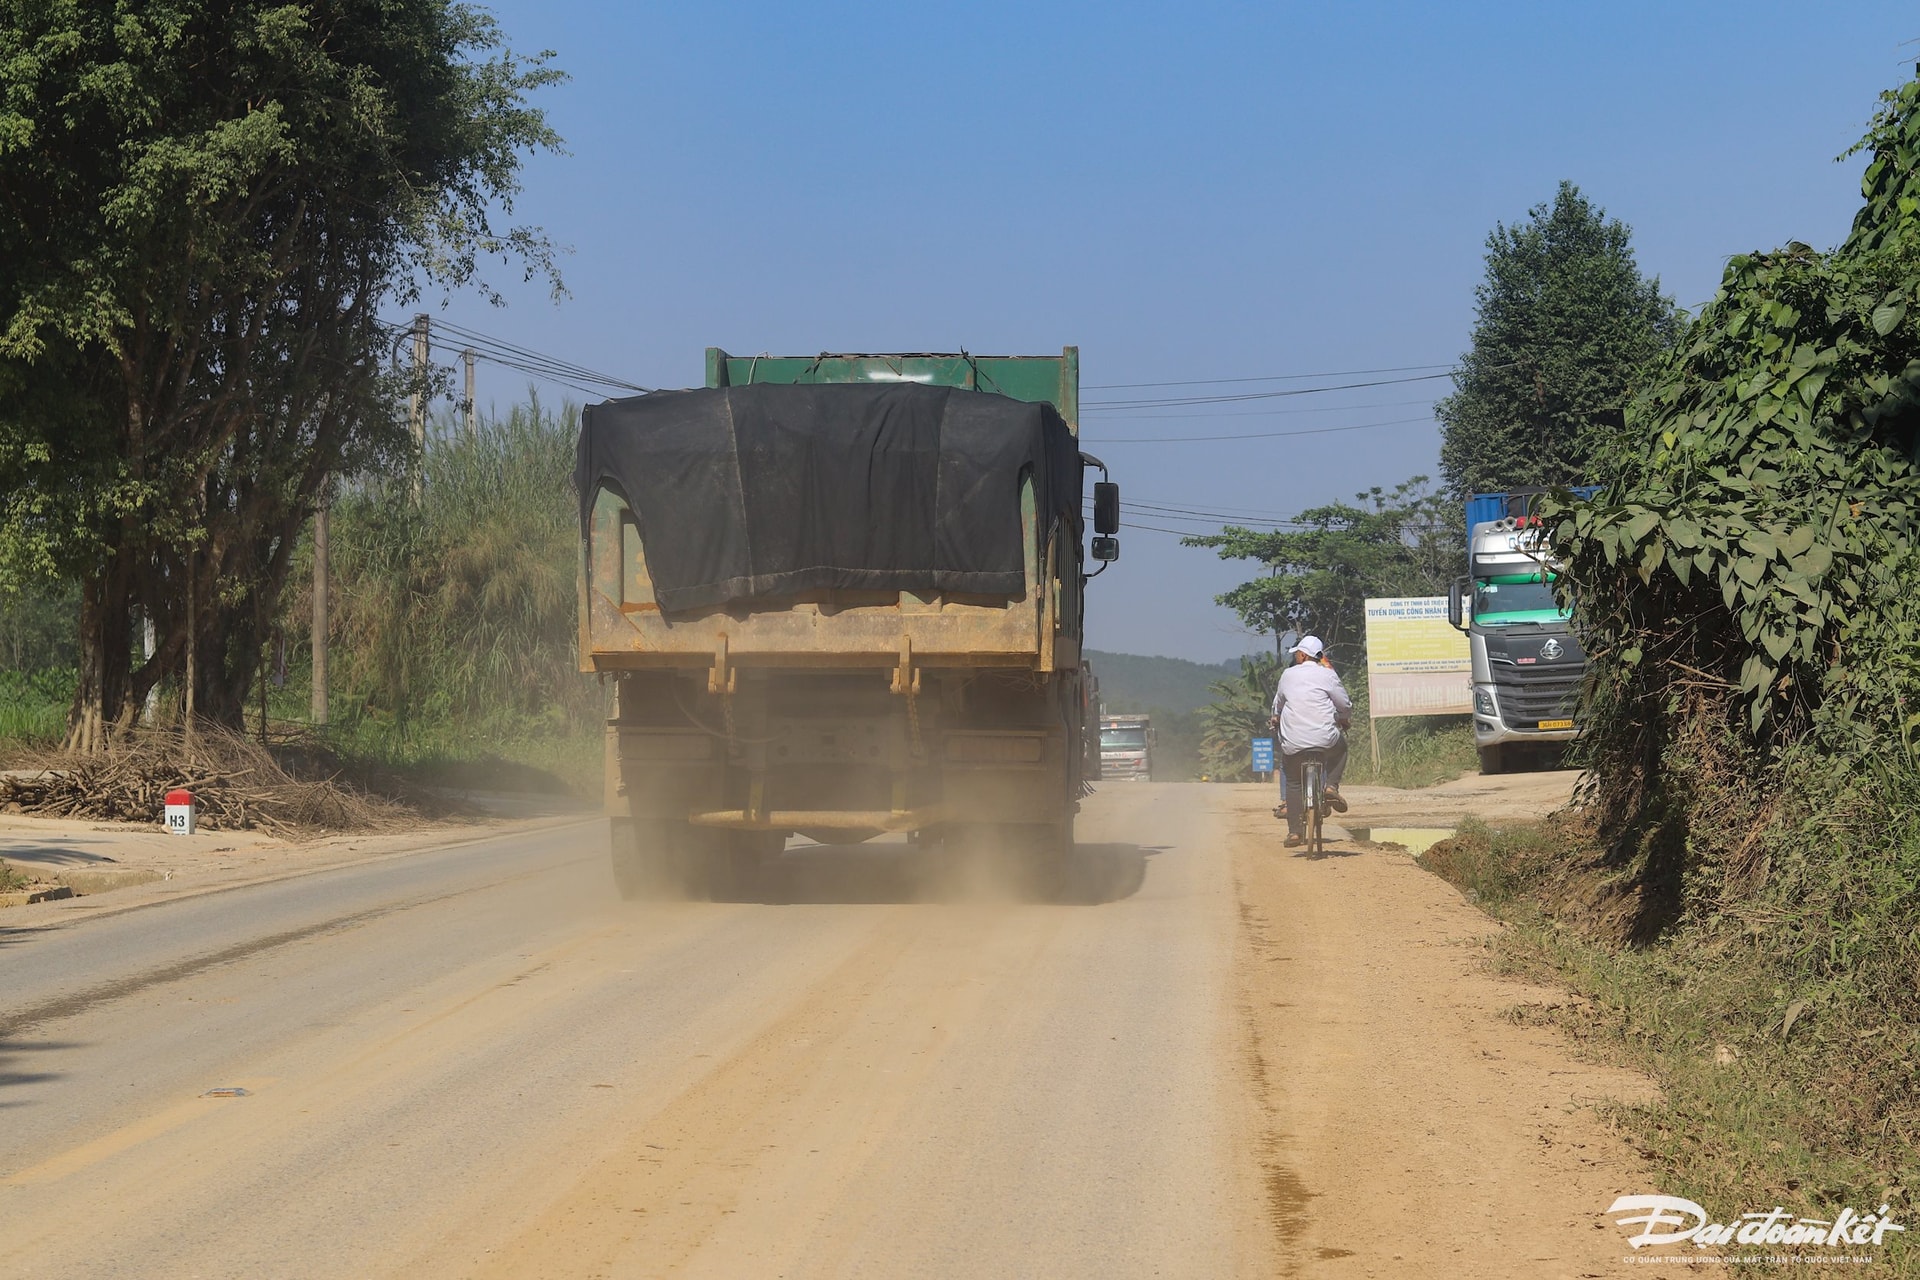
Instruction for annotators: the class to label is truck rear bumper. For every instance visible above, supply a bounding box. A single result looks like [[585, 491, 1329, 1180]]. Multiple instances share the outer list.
[[688, 806, 947, 832]]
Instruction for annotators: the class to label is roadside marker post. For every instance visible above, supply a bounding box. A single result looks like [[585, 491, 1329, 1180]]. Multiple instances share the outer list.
[[164, 789, 196, 836]]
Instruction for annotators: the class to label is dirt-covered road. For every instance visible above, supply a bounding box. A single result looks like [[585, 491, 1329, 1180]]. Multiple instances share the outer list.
[[0, 777, 1653, 1278]]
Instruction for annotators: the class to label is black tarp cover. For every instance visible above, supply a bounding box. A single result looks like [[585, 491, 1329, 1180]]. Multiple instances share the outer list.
[[576, 383, 1082, 613]]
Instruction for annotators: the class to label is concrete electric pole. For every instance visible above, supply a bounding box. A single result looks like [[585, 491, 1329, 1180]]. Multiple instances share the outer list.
[[311, 482, 329, 728], [463, 347, 477, 438], [410, 312, 429, 499]]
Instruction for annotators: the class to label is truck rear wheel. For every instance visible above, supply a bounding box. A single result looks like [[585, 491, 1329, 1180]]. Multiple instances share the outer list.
[[943, 816, 1073, 902], [1009, 815, 1074, 902], [610, 818, 696, 900], [702, 830, 782, 903]]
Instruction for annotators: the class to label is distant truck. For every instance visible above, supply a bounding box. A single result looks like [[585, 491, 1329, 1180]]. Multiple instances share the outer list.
[[1098, 714, 1154, 781], [576, 349, 1121, 898], [1447, 488, 1597, 774]]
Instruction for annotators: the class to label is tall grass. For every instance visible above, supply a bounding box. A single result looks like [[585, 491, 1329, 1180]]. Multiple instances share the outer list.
[[281, 396, 604, 789], [0, 669, 72, 743]]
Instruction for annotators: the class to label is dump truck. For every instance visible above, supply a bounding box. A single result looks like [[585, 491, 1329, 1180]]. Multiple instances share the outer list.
[[576, 349, 1120, 899], [1446, 487, 1597, 774], [1098, 714, 1154, 781]]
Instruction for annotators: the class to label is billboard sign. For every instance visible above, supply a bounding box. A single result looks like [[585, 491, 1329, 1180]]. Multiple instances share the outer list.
[[1364, 597, 1471, 718]]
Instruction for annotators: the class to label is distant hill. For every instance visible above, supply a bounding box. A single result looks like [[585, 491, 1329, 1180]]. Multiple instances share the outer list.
[[1084, 650, 1242, 716]]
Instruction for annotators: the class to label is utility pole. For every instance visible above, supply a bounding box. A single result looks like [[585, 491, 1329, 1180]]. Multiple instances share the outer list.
[[463, 347, 477, 438], [312, 481, 329, 727], [184, 547, 197, 758], [410, 312, 429, 498]]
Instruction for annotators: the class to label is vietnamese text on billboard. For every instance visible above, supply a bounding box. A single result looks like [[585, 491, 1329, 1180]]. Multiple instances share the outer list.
[[1363, 596, 1471, 718]]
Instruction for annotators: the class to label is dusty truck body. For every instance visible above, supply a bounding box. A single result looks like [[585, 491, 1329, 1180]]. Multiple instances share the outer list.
[[576, 350, 1120, 898]]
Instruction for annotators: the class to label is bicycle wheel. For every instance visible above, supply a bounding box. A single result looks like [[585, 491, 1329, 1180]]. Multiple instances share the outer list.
[[1304, 761, 1324, 856]]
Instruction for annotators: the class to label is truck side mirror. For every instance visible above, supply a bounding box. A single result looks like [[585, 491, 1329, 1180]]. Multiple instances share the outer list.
[[1447, 577, 1468, 631], [1093, 482, 1120, 535], [1091, 535, 1120, 562]]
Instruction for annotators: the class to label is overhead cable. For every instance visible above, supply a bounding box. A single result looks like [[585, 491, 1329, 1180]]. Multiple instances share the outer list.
[[1086, 414, 1435, 444], [1086, 363, 1453, 390], [1083, 370, 1456, 410], [430, 319, 652, 394], [377, 317, 652, 396], [1092, 394, 1440, 421]]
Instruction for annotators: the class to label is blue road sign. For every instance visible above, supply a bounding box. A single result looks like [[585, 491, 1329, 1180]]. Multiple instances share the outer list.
[[1251, 736, 1275, 774]]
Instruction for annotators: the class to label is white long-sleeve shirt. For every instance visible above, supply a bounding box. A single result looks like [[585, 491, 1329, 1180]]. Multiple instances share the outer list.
[[1271, 661, 1352, 752]]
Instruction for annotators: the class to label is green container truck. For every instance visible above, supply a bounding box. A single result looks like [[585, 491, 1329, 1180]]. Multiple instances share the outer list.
[[576, 349, 1120, 899]]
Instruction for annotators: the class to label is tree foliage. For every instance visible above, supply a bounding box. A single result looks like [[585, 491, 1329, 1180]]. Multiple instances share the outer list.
[[0, 0, 562, 746], [1437, 181, 1682, 496], [1183, 477, 1459, 654], [1548, 67, 1920, 857]]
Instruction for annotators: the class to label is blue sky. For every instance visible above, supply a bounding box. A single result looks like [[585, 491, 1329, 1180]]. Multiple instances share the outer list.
[[435, 1, 1920, 662]]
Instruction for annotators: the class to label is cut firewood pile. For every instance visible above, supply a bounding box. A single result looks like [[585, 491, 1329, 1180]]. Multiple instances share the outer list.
[[0, 726, 449, 836]]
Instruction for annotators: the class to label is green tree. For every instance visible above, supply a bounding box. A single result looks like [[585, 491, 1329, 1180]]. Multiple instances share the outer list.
[[0, 0, 562, 748], [1183, 477, 1459, 655], [1436, 181, 1681, 496], [1551, 65, 1920, 831]]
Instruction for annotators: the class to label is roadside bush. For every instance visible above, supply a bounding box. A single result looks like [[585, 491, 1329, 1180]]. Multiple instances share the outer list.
[[1546, 68, 1920, 935]]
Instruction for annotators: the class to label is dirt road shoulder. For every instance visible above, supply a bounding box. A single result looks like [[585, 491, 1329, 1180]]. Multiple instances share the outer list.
[[0, 805, 596, 929], [1223, 781, 1657, 1278]]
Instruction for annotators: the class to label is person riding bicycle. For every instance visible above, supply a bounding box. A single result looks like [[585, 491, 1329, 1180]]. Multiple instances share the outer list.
[[1267, 635, 1352, 848]]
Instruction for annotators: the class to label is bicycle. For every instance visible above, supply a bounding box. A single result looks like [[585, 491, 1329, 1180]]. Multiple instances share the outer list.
[[1298, 749, 1328, 856]]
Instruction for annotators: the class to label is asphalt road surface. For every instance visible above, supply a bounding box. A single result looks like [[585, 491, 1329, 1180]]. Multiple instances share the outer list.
[[0, 779, 1645, 1278]]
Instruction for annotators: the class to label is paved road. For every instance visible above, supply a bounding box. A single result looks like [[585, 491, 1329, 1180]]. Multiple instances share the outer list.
[[0, 785, 1269, 1279]]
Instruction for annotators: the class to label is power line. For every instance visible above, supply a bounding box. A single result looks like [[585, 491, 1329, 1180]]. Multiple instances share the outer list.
[[1126, 494, 1328, 519], [1086, 363, 1453, 390], [427, 318, 646, 389], [1127, 502, 1311, 526], [1089, 394, 1440, 421], [1119, 497, 1310, 523], [1083, 370, 1456, 410], [430, 319, 652, 395], [1085, 413, 1435, 444], [1119, 520, 1219, 537], [377, 317, 652, 397]]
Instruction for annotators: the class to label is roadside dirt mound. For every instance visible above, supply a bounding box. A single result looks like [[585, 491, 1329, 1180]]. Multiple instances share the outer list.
[[1419, 809, 1655, 946], [0, 727, 429, 835]]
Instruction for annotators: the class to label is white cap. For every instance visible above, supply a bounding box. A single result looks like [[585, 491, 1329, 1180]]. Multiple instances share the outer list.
[[1289, 635, 1325, 659]]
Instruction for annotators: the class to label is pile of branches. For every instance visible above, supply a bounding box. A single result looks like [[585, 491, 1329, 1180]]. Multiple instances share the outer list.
[[0, 725, 420, 836]]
